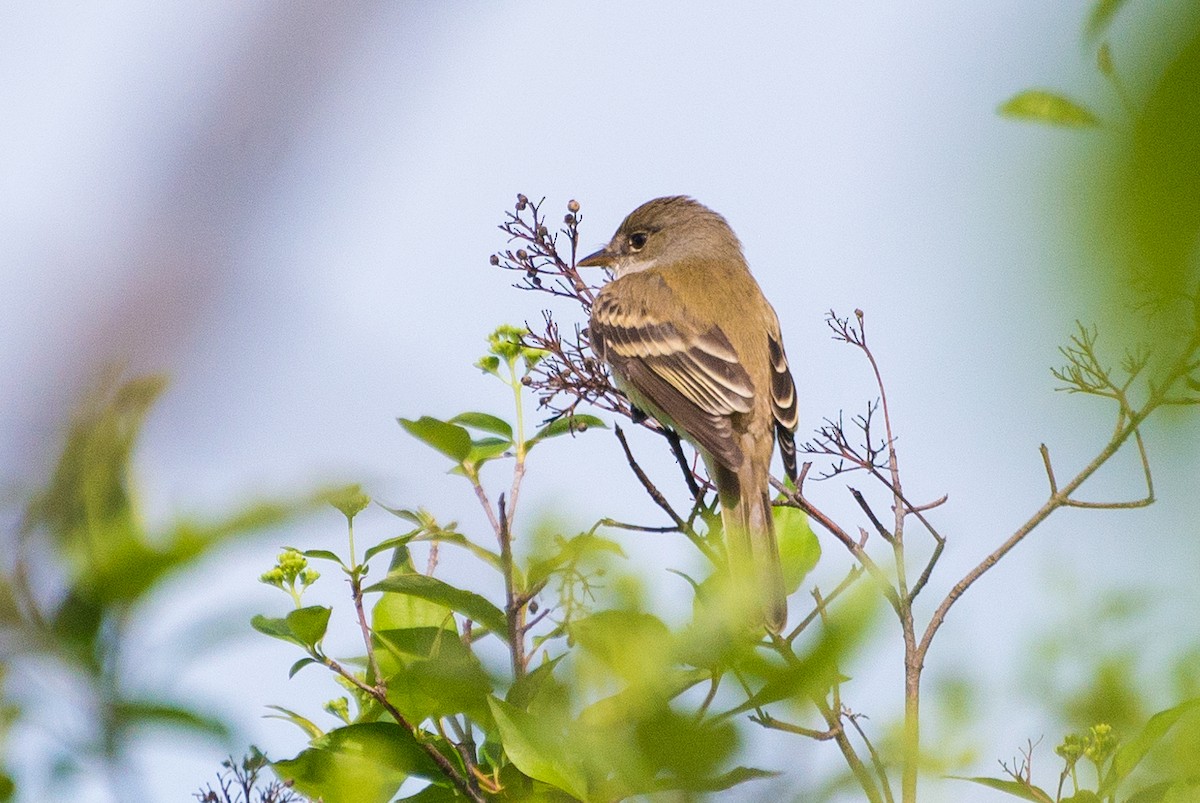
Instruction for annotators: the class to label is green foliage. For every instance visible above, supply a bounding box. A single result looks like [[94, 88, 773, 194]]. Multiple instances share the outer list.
[[957, 701, 1200, 802], [998, 90, 1102, 127], [246, 324, 876, 802], [272, 722, 446, 803], [1004, 4, 1200, 369], [0, 374, 317, 799], [367, 573, 507, 635]]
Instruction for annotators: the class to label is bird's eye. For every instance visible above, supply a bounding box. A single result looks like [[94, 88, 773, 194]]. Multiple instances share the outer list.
[[628, 231, 648, 251]]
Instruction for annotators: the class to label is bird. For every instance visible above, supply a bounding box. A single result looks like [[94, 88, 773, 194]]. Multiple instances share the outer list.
[[578, 196, 798, 632]]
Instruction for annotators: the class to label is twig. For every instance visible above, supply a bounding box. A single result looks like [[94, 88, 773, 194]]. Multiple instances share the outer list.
[[786, 566, 864, 644], [847, 710, 896, 803], [498, 495, 527, 681]]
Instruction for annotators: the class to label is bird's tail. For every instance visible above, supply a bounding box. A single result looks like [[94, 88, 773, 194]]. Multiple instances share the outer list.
[[715, 463, 787, 633]]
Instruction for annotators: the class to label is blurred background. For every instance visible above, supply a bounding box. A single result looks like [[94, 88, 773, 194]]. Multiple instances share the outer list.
[[2, 1, 1199, 800]]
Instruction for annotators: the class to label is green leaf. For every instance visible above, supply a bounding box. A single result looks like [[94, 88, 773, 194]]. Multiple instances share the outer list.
[[773, 505, 820, 594], [398, 417, 472, 463], [300, 548, 347, 568], [1123, 781, 1173, 803], [507, 655, 566, 710], [363, 530, 421, 563], [449, 412, 514, 439], [465, 437, 512, 466], [286, 606, 332, 647], [289, 657, 319, 678], [668, 766, 778, 793], [395, 785, 464, 802], [528, 414, 607, 447], [264, 705, 325, 740], [251, 614, 302, 646], [408, 529, 503, 571], [571, 611, 672, 682], [947, 776, 1053, 802], [1061, 792, 1102, 803], [488, 697, 588, 800], [378, 505, 424, 526], [1086, 0, 1129, 39], [1100, 698, 1200, 794], [998, 90, 1101, 128], [272, 722, 444, 803], [374, 628, 495, 723], [367, 572, 506, 635]]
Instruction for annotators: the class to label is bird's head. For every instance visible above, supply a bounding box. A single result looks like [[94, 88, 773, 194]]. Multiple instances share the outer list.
[[577, 196, 744, 278]]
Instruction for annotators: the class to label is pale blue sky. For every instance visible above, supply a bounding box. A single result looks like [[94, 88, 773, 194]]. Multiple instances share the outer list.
[[2, 2, 1197, 801]]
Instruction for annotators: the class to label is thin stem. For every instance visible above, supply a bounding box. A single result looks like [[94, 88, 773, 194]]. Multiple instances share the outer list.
[[786, 566, 863, 644], [498, 495, 526, 681], [848, 712, 896, 803]]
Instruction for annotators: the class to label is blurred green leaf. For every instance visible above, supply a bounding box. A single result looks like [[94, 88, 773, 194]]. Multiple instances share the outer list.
[[449, 412, 514, 440], [948, 776, 1053, 802], [272, 722, 444, 803], [112, 699, 229, 739], [774, 505, 820, 594], [368, 572, 506, 635], [1100, 698, 1200, 794], [528, 414, 607, 448], [571, 610, 672, 686], [0, 774, 12, 802], [488, 697, 589, 800], [326, 484, 371, 520], [1061, 792, 1102, 803], [1123, 781, 1179, 803], [398, 417, 472, 463], [667, 766, 778, 793], [526, 532, 625, 592], [507, 656, 566, 710], [721, 592, 874, 717], [999, 90, 1101, 127], [1086, 0, 1130, 39], [264, 705, 325, 740]]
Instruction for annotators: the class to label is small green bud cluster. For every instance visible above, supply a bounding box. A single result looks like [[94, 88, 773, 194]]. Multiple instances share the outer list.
[[1083, 723, 1117, 764], [485, 324, 547, 374], [324, 696, 351, 724], [260, 548, 320, 606], [1055, 723, 1118, 772], [327, 483, 371, 521]]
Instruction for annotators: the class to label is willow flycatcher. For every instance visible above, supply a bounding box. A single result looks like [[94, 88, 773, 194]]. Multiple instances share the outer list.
[[579, 196, 798, 632]]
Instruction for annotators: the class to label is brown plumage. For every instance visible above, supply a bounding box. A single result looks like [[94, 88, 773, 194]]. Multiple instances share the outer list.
[[579, 196, 798, 632]]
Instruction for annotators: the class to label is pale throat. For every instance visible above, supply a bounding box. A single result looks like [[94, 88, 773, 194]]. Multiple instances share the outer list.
[[612, 256, 657, 278]]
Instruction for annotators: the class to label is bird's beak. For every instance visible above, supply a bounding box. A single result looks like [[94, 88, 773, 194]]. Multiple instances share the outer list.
[[576, 247, 613, 268]]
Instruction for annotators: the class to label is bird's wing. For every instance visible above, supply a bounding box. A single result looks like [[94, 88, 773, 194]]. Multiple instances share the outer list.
[[591, 273, 753, 470], [767, 325, 799, 482]]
